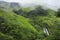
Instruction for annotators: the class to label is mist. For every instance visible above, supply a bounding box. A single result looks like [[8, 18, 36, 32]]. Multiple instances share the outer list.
[[0, 0, 60, 10]]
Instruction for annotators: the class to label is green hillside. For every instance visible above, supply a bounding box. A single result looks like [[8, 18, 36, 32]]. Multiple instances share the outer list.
[[0, 9, 39, 40], [0, 6, 60, 40]]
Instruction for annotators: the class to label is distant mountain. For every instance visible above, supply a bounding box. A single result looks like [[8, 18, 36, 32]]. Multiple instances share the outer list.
[[0, 1, 20, 10], [10, 2, 20, 10], [0, 1, 9, 8]]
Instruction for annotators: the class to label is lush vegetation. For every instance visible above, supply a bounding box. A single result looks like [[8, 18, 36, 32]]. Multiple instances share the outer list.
[[0, 6, 60, 40]]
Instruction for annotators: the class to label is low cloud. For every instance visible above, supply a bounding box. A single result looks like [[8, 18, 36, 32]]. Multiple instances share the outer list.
[[1, 0, 60, 10]]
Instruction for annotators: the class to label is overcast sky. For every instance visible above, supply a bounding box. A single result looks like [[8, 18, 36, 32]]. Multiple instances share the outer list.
[[0, 0, 60, 10]]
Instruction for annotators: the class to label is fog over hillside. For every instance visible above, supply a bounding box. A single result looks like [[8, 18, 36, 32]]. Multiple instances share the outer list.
[[0, 0, 60, 10]]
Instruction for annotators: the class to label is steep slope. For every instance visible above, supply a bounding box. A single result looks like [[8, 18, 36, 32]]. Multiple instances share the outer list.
[[0, 9, 39, 40]]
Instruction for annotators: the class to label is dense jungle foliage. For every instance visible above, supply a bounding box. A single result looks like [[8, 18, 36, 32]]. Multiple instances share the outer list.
[[0, 6, 60, 40]]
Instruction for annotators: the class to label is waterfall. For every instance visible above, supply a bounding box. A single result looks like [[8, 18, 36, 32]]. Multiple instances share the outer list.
[[43, 27, 49, 36]]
